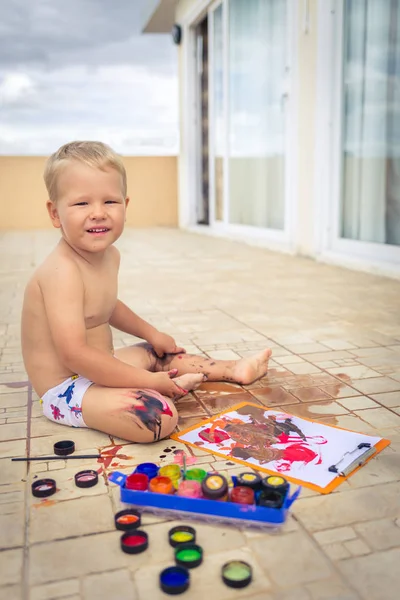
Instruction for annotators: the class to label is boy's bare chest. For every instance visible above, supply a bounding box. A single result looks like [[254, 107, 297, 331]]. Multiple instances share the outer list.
[[82, 267, 118, 327]]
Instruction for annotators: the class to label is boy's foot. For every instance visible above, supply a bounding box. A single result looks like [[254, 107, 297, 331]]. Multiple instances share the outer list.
[[174, 373, 206, 394], [233, 349, 272, 385]]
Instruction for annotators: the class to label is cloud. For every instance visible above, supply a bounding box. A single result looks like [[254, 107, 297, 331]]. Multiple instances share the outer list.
[[0, 0, 178, 155]]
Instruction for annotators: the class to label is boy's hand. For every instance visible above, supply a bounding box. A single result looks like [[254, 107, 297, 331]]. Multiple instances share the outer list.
[[149, 331, 186, 358], [151, 372, 186, 398]]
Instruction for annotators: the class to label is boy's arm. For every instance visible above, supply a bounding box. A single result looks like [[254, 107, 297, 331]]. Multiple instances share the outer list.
[[109, 300, 158, 341], [110, 300, 185, 356], [39, 260, 180, 397]]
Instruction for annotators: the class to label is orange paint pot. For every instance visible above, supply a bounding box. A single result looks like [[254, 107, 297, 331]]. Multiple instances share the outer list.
[[149, 475, 175, 495]]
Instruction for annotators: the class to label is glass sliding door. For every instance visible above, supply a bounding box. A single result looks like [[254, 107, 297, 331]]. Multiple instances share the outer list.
[[228, 0, 287, 229], [341, 0, 400, 246], [211, 3, 225, 222]]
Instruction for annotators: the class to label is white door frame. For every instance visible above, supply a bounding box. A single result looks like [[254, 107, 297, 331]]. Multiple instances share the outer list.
[[315, 0, 400, 276], [180, 0, 298, 254]]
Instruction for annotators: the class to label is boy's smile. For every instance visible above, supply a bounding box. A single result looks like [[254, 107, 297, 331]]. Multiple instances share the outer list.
[[47, 161, 129, 256]]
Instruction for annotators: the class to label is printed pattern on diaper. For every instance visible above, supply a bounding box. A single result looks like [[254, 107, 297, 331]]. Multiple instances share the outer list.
[[51, 404, 65, 421]]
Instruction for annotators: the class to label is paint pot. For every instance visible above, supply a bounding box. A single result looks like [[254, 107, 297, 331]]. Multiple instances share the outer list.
[[168, 525, 196, 547], [74, 470, 98, 488], [159, 566, 190, 595], [185, 468, 207, 483], [261, 475, 289, 502], [120, 530, 148, 554], [53, 440, 75, 456], [159, 464, 181, 488], [222, 560, 252, 588], [134, 462, 159, 480], [177, 480, 202, 499], [236, 471, 262, 491], [175, 543, 203, 569], [114, 509, 141, 531], [31, 478, 56, 498], [149, 475, 174, 495], [201, 473, 228, 501], [125, 472, 149, 491], [230, 485, 255, 505], [258, 490, 283, 509]]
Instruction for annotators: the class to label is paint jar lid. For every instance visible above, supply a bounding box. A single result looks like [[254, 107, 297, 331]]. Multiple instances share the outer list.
[[53, 440, 75, 456], [159, 566, 190, 595], [115, 509, 141, 531], [185, 468, 207, 482], [74, 470, 99, 488], [201, 473, 228, 499], [261, 475, 289, 495], [169, 525, 196, 547], [236, 471, 262, 490], [31, 478, 56, 498], [221, 560, 252, 588], [134, 462, 159, 479], [175, 543, 203, 569], [120, 530, 148, 554]]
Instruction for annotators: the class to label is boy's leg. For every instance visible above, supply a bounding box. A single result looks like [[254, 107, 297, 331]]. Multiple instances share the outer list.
[[115, 343, 272, 385], [81, 384, 178, 443]]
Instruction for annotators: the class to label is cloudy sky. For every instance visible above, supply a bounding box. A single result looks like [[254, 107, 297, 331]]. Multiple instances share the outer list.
[[0, 0, 178, 155]]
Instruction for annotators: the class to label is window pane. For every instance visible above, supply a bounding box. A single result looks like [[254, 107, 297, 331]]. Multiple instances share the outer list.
[[228, 0, 286, 229], [341, 0, 400, 245]]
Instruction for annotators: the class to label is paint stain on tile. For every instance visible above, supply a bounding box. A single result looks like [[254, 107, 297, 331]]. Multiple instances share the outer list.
[[290, 387, 333, 402], [250, 386, 299, 406]]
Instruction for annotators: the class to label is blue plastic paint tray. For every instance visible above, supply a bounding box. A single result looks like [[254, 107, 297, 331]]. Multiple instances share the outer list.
[[109, 471, 301, 529]]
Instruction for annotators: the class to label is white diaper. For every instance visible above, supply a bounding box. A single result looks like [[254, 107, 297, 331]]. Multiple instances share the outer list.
[[40, 375, 94, 427]]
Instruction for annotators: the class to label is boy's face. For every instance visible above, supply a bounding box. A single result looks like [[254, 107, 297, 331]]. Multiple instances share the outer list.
[[47, 161, 129, 254]]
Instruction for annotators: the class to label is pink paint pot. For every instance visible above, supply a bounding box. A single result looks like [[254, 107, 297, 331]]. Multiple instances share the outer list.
[[177, 480, 202, 499], [125, 472, 149, 491]]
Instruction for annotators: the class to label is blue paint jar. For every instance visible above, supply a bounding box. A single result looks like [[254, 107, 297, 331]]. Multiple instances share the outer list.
[[134, 462, 159, 480], [159, 566, 190, 595]]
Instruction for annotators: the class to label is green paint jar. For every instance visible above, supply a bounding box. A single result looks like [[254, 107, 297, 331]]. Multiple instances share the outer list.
[[175, 543, 203, 569], [185, 468, 207, 482]]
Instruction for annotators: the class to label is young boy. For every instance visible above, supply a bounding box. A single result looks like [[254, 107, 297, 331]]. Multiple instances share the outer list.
[[21, 141, 272, 443]]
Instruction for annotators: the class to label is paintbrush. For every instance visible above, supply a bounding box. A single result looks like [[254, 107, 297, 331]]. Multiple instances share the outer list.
[[11, 454, 104, 462]]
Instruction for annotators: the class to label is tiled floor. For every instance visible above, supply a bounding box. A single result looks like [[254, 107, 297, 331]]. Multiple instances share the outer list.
[[1, 228, 400, 600]]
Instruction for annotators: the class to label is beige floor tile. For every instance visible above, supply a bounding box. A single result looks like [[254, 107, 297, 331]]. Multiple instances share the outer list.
[[249, 531, 332, 586], [0, 456, 27, 484], [0, 548, 23, 585], [205, 349, 241, 360], [321, 542, 351, 561], [338, 548, 400, 600], [286, 363, 322, 375], [0, 585, 23, 600], [354, 518, 400, 551], [326, 365, 381, 379], [313, 526, 357, 545], [30, 579, 79, 600], [30, 495, 114, 543], [337, 396, 379, 410], [286, 343, 331, 354], [305, 577, 359, 600], [369, 391, 400, 408], [29, 531, 130, 585], [343, 538, 371, 557], [30, 463, 108, 504], [0, 439, 26, 459], [82, 569, 136, 600], [351, 377, 400, 395], [0, 422, 27, 442], [0, 393, 27, 408], [293, 481, 400, 531], [353, 407, 400, 429], [0, 510, 24, 549]]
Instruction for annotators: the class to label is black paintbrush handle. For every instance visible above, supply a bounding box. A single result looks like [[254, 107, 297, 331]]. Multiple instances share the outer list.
[[11, 454, 102, 461]]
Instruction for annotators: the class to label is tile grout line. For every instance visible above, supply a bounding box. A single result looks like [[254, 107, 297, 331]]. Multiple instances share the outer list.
[[23, 381, 33, 600]]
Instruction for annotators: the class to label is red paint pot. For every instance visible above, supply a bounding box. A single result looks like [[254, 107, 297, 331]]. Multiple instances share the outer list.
[[230, 486, 255, 505], [120, 530, 148, 554], [125, 472, 149, 491]]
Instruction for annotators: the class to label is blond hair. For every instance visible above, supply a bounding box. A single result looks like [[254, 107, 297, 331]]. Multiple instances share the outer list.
[[44, 141, 127, 202]]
